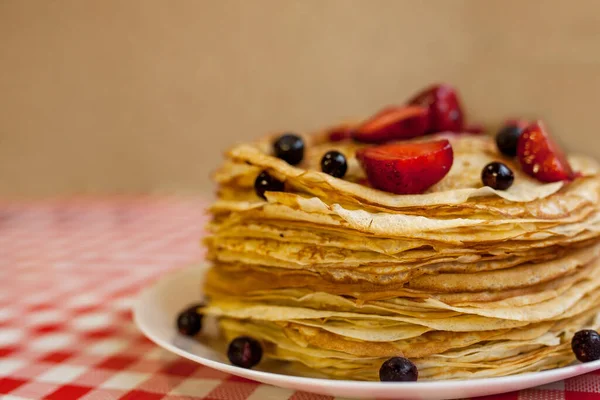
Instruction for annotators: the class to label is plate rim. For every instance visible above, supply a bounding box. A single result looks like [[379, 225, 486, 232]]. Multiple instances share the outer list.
[[133, 264, 600, 397]]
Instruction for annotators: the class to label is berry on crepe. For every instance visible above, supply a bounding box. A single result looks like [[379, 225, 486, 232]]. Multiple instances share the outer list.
[[352, 106, 430, 143], [517, 121, 576, 182], [356, 139, 453, 194], [408, 84, 464, 133], [496, 119, 529, 157]]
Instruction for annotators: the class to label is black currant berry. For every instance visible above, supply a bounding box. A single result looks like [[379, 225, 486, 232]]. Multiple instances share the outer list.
[[227, 336, 263, 369]]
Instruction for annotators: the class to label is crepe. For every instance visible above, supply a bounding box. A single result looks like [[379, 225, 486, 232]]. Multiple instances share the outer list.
[[200, 129, 600, 381]]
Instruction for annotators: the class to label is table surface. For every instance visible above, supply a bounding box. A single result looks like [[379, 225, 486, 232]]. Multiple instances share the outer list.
[[1, 197, 600, 400]]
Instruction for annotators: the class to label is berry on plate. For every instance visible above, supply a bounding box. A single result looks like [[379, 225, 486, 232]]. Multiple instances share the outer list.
[[572, 330, 600, 362], [379, 357, 418, 382], [227, 336, 263, 369], [176, 304, 204, 336]]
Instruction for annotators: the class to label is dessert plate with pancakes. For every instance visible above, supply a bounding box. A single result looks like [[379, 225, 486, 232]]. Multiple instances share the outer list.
[[135, 84, 600, 399]]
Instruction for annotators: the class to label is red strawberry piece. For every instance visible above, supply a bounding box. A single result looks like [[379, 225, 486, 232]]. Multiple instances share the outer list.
[[356, 139, 453, 194], [352, 106, 430, 143], [328, 125, 354, 142], [517, 121, 575, 182], [463, 123, 485, 134], [408, 84, 464, 132]]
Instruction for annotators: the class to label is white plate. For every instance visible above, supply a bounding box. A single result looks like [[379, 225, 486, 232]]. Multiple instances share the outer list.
[[133, 264, 600, 399]]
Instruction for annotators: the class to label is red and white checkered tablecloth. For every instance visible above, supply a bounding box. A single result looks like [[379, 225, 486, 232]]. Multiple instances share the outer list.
[[1, 197, 600, 400]]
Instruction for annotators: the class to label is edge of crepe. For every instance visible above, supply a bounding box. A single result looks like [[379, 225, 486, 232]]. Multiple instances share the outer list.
[[226, 144, 594, 208]]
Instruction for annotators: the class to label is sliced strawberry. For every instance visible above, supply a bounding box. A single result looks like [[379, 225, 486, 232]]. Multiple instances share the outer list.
[[408, 84, 464, 132], [463, 123, 485, 134], [356, 139, 453, 194], [517, 121, 575, 182], [352, 106, 430, 143], [327, 125, 354, 142]]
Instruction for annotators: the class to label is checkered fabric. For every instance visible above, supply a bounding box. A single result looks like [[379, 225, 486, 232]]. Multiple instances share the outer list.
[[1, 197, 600, 400]]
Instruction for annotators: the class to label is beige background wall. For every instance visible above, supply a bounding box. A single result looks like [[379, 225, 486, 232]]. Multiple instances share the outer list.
[[2, 0, 600, 196]]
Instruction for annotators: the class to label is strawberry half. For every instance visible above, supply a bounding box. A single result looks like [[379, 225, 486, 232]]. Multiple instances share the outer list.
[[408, 84, 464, 132], [517, 121, 575, 182], [352, 106, 430, 143], [356, 139, 453, 194]]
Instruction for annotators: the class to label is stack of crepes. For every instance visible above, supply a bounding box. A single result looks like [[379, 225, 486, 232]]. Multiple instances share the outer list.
[[201, 130, 600, 381]]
